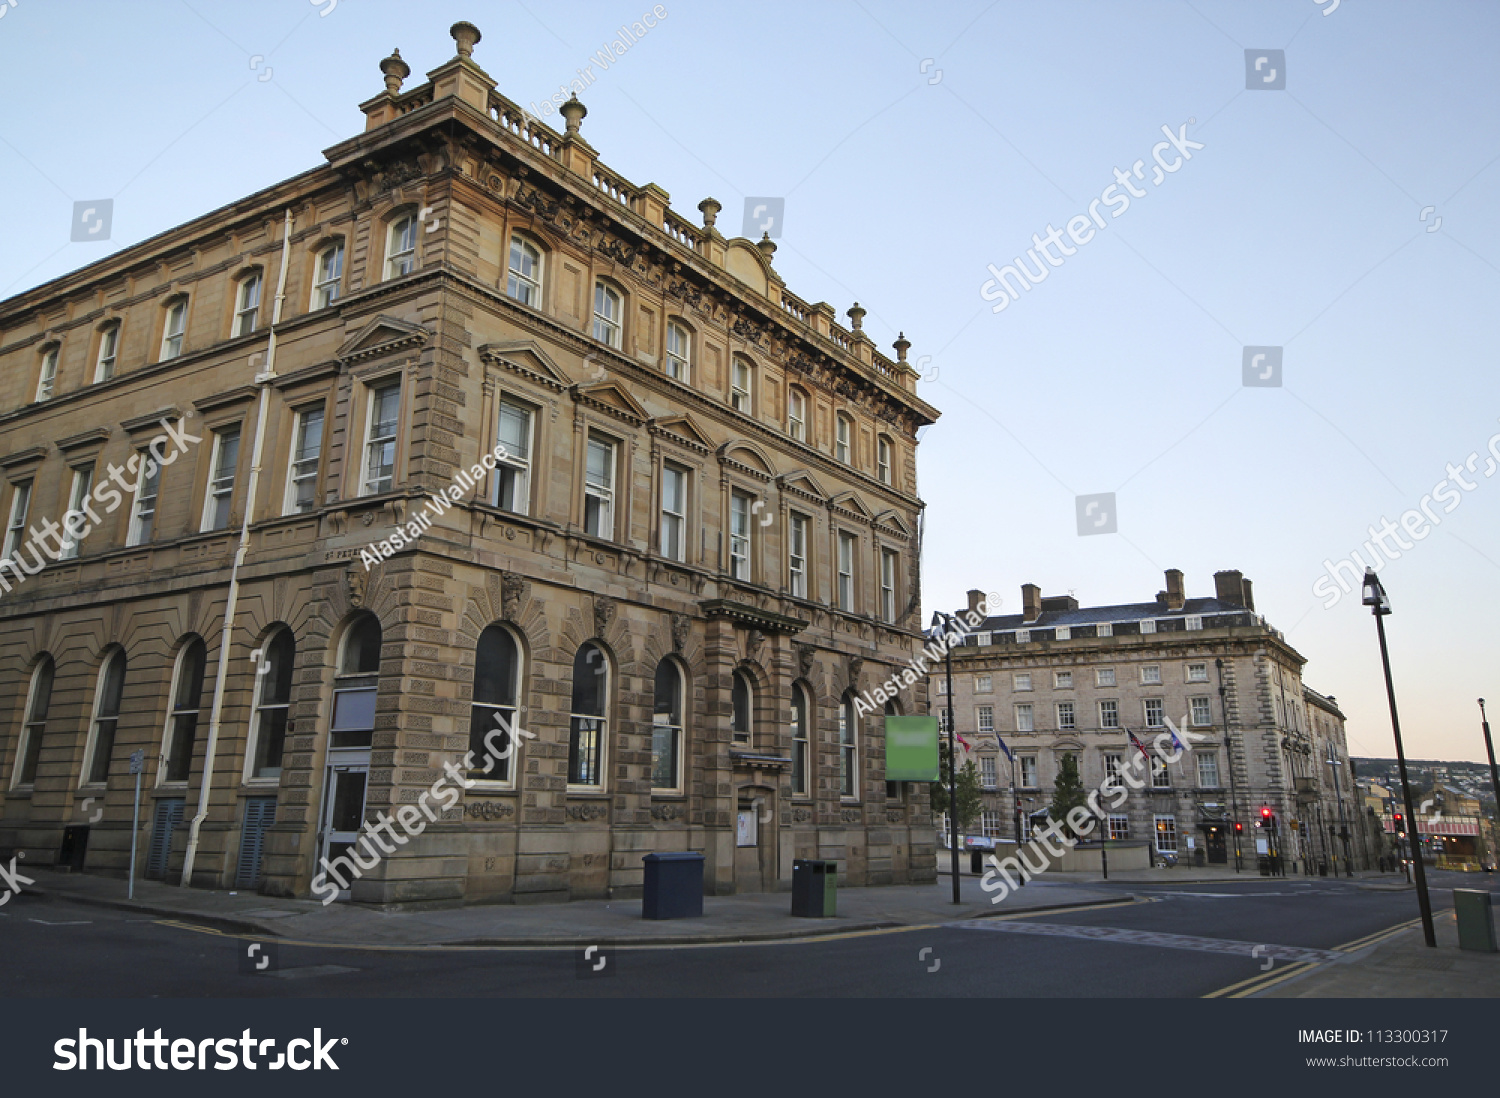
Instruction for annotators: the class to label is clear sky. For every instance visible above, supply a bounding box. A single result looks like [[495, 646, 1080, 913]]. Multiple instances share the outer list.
[[2, 1, 1497, 763]]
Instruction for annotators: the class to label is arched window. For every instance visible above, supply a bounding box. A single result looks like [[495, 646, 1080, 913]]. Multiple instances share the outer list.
[[233, 270, 262, 337], [331, 615, 381, 749], [652, 659, 685, 791], [839, 691, 858, 798], [568, 642, 608, 786], [787, 387, 807, 442], [593, 281, 622, 347], [385, 214, 417, 280], [732, 670, 754, 745], [248, 629, 294, 779], [13, 656, 54, 788], [884, 698, 903, 803], [835, 413, 853, 464], [312, 241, 344, 309], [507, 235, 543, 306], [82, 649, 126, 785], [665, 319, 692, 382], [163, 638, 206, 783], [791, 683, 810, 796], [730, 356, 752, 413], [877, 436, 893, 485], [470, 625, 522, 781]]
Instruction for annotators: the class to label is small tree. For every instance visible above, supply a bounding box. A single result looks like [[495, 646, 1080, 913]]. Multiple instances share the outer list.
[[930, 737, 984, 843], [1050, 752, 1088, 839]]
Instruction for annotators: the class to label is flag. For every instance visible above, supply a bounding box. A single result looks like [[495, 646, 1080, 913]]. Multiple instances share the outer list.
[[995, 734, 1012, 762], [956, 731, 972, 751], [1126, 729, 1152, 761], [1162, 713, 1189, 753]]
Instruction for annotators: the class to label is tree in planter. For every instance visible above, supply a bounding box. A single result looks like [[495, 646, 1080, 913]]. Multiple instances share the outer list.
[[931, 736, 984, 845], [1050, 752, 1089, 840]]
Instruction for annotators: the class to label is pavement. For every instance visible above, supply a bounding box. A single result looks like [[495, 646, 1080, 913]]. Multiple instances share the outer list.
[[1262, 906, 1500, 998], [21, 867, 1127, 947]]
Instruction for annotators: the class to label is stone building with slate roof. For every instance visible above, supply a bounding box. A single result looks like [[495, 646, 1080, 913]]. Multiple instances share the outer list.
[[930, 568, 1367, 873]]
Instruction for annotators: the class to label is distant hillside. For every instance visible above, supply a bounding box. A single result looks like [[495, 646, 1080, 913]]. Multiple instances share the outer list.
[[1352, 757, 1497, 810]]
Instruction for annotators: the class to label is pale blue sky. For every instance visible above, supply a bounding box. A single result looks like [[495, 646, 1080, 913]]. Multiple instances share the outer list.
[[2, 1, 1498, 762]]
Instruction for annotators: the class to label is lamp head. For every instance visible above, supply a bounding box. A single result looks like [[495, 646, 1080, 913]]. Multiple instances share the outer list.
[[1360, 568, 1390, 614]]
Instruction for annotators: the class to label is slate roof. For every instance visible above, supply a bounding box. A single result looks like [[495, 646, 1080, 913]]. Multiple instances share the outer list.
[[962, 596, 1254, 632]]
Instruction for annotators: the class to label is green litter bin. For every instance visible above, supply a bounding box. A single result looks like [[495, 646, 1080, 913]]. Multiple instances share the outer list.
[[1453, 889, 1497, 952]]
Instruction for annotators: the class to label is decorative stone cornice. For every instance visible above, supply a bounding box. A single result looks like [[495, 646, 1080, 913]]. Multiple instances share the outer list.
[[699, 598, 806, 635], [57, 427, 111, 453]]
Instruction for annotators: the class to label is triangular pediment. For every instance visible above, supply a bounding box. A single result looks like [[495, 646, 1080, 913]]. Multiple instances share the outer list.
[[479, 340, 573, 389], [574, 381, 649, 424], [778, 468, 829, 501], [874, 509, 914, 538], [650, 414, 716, 452], [830, 491, 872, 519], [338, 315, 430, 362]]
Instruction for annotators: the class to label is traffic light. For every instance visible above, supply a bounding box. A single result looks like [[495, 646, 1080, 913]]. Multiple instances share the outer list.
[[1393, 811, 1404, 835], [1234, 822, 1243, 833]]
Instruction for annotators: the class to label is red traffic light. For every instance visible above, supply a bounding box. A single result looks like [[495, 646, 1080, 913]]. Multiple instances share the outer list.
[[1234, 822, 1243, 832], [1261, 807, 1272, 819]]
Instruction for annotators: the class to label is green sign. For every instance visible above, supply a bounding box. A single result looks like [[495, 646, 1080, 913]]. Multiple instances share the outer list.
[[884, 716, 940, 781]]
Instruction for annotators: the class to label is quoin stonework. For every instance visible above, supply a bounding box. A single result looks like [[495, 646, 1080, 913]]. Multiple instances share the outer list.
[[0, 22, 940, 904]]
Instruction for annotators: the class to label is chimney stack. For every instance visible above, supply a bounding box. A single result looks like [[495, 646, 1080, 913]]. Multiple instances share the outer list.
[[1021, 583, 1042, 623], [966, 589, 985, 617], [1214, 569, 1252, 608], [1164, 568, 1185, 611]]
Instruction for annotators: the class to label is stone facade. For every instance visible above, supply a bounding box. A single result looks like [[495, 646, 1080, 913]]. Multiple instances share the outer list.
[[0, 23, 940, 904], [931, 570, 1367, 872]]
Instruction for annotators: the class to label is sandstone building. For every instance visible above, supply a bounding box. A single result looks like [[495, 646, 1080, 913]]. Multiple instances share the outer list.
[[931, 569, 1367, 873], [0, 23, 939, 904]]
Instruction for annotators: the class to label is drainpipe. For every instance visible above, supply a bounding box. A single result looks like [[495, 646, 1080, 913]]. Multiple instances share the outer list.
[[180, 208, 293, 886]]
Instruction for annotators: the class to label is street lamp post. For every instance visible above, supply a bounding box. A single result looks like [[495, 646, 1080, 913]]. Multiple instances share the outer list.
[[1215, 658, 1243, 872], [1480, 699, 1500, 870], [1361, 569, 1436, 947], [931, 611, 961, 905]]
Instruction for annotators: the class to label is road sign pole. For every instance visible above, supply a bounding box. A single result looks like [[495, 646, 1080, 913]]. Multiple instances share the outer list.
[[128, 750, 144, 900]]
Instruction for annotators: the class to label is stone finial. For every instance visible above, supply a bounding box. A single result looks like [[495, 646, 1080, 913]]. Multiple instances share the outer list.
[[893, 332, 910, 363], [380, 48, 410, 95], [756, 232, 777, 262], [698, 197, 721, 228], [560, 93, 587, 135], [847, 303, 866, 331], [450, 21, 482, 58]]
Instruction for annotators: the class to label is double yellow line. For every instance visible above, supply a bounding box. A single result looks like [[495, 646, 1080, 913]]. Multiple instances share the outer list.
[[1203, 915, 1429, 998]]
